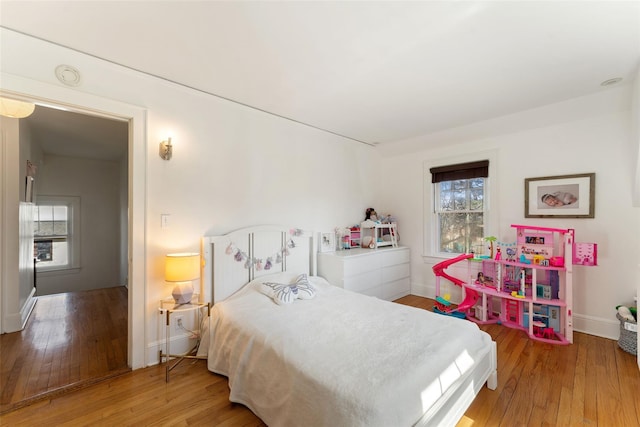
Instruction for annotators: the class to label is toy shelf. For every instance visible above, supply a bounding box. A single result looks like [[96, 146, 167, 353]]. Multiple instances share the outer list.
[[493, 259, 566, 271], [464, 282, 567, 307]]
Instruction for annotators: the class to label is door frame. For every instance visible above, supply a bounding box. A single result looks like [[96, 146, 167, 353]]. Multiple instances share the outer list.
[[1, 73, 147, 369]]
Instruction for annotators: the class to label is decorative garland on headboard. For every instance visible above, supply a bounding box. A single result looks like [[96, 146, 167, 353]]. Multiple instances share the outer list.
[[225, 228, 304, 270]]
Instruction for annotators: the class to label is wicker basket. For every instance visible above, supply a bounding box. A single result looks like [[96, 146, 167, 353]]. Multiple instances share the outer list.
[[616, 313, 637, 355]]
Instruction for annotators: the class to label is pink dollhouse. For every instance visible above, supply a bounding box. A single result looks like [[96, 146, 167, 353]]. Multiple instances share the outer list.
[[463, 224, 597, 345]]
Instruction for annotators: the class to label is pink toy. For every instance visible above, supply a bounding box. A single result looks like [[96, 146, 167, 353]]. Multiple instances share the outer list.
[[462, 224, 597, 346], [550, 256, 564, 267]]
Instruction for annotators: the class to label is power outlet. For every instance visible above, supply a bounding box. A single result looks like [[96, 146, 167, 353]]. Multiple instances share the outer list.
[[174, 315, 184, 331]]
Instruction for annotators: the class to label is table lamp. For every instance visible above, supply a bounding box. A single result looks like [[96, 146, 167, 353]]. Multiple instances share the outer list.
[[165, 252, 200, 304]]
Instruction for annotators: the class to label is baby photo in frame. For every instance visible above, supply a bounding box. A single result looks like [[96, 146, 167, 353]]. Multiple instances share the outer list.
[[525, 173, 595, 218]]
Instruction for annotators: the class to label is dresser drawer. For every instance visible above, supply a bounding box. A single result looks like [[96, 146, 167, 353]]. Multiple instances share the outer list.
[[383, 277, 410, 300], [382, 263, 410, 283], [380, 248, 410, 267], [342, 253, 379, 277], [359, 285, 383, 299], [343, 270, 381, 293]]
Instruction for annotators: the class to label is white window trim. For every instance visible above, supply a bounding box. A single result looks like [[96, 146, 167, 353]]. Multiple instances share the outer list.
[[35, 195, 81, 273], [423, 149, 499, 259]]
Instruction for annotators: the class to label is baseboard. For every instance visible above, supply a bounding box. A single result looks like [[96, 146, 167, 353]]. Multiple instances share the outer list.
[[2, 289, 37, 333], [411, 282, 620, 341], [411, 282, 433, 299], [147, 333, 199, 366], [574, 313, 619, 340]]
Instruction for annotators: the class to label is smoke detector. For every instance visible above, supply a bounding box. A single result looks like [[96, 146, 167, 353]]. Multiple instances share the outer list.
[[55, 65, 82, 87]]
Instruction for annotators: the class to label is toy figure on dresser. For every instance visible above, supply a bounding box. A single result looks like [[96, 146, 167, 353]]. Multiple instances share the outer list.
[[365, 207, 378, 221]]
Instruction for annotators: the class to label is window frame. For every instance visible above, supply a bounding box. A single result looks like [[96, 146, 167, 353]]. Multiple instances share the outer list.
[[423, 150, 499, 259], [34, 195, 81, 273]]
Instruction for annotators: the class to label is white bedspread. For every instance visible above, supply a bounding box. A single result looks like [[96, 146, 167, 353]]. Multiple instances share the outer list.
[[206, 274, 493, 427]]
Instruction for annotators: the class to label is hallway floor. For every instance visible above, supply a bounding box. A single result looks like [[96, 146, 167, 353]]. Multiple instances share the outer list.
[[0, 286, 129, 414]]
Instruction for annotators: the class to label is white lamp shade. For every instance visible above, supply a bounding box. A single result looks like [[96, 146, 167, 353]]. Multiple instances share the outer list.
[[165, 253, 200, 282], [0, 97, 35, 119]]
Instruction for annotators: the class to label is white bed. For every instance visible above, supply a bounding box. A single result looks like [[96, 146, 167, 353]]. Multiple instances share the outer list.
[[201, 226, 497, 427]]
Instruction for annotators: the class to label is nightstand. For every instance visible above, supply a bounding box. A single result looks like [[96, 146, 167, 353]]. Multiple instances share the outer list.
[[158, 296, 210, 382]]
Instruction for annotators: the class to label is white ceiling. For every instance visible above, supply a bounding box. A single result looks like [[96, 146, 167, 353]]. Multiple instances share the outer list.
[[24, 106, 128, 161], [2, 1, 639, 147]]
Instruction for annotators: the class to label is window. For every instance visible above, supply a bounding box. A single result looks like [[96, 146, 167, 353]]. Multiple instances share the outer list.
[[34, 196, 80, 272], [429, 160, 489, 256]]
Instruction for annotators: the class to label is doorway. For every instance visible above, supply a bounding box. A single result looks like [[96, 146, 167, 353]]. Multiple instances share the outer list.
[[0, 83, 147, 380], [25, 105, 129, 296], [0, 103, 131, 412]]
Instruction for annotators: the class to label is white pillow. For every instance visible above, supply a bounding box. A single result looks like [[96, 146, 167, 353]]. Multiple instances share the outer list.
[[292, 274, 316, 300], [261, 273, 316, 305]]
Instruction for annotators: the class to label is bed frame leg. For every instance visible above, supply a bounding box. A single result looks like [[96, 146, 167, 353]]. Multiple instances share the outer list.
[[487, 341, 498, 390], [487, 371, 498, 390]]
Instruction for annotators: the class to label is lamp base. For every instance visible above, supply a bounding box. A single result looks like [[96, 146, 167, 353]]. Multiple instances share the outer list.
[[172, 282, 194, 304]]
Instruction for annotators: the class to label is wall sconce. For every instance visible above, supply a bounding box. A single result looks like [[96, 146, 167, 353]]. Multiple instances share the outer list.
[[159, 137, 173, 160], [165, 252, 200, 304]]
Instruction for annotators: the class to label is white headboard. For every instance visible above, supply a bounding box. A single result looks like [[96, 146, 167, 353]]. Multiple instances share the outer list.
[[201, 225, 317, 304]]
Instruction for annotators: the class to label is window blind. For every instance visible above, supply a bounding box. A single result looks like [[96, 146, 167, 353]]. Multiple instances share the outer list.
[[429, 160, 489, 183]]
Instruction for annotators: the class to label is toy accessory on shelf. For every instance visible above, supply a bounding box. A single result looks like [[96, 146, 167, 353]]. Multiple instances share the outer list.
[[484, 236, 497, 258], [433, 293, 467, 319]]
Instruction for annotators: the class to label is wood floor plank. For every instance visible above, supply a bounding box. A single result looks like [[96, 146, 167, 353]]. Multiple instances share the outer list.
[[615, 344, 640, 425], [0, 286, 128, 413], [568, 332, 588, 424]]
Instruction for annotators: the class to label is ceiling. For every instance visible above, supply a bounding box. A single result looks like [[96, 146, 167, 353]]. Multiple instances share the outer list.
[[2, 1, 639, 148], [23, 106, 128, 161]]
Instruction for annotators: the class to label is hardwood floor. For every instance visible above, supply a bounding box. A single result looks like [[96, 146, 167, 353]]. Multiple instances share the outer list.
[[0, 287, 129, 414], [396, 295, 640, 427], [1, 294, 638, 426]]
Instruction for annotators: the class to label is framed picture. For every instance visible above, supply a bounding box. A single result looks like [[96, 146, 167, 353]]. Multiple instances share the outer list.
[[525, 173, 595, 218], [318, 232, 336, 253]]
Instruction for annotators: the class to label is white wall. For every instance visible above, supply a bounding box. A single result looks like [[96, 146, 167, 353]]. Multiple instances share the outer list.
[[1, 117, 36, 332], [35, 154, 125, 295], [0, 29, 380, 364], [378, 86, 639, 340]]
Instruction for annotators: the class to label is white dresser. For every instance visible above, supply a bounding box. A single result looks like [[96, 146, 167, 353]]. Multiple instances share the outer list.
[[317, 247, 410, 301]]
